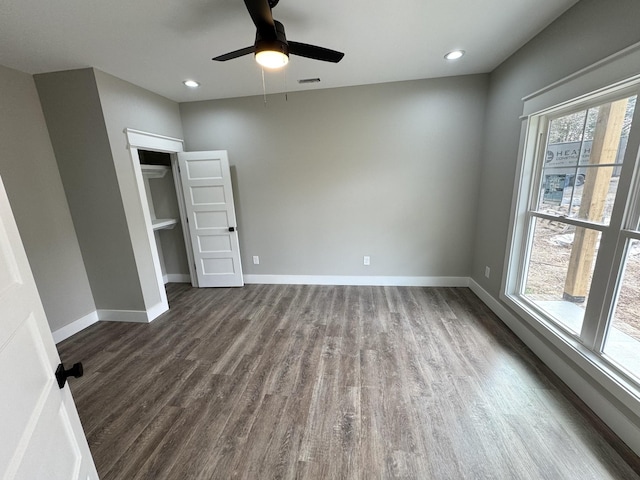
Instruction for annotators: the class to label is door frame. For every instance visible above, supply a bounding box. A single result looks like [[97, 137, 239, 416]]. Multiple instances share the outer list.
[[124, 129, 197, 322]]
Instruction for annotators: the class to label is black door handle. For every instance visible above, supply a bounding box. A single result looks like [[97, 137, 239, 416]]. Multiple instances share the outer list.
[[56, 362, 83, 389], [228, 227, 235, 232]]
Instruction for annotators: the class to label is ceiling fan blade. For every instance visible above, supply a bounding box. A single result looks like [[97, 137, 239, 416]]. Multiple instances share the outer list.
[[288, 41, 344, 63], [212, 46, 255, 62], [243, 0, 277, 40]]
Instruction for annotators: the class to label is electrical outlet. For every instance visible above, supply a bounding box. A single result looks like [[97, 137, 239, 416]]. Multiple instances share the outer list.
[[363, 256, 371, 266], [253, 256, 260, 265], [485, 266, 491, 278]]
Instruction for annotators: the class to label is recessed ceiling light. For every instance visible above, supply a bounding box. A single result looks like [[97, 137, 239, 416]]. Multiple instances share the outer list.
[[183, 80, 200, 88], [444, 50, 465, 61]]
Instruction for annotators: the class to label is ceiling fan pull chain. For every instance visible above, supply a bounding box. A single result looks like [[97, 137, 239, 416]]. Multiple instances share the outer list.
[[284, 69, 288, 102], [261, 67, 267, 106]]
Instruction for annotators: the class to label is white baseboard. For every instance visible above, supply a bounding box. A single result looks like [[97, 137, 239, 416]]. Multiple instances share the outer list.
[[163, 273, 191, 284], [52, 303, 169, 343], [243, 274, 470, 287], [52, 311, 100, 344], [468, 278, 640, 457], [97, 309, 151, 323], [146, 301, 169, 322]]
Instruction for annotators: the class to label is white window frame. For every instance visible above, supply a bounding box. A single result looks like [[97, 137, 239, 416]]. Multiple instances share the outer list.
[[501, 43, 640, 420]]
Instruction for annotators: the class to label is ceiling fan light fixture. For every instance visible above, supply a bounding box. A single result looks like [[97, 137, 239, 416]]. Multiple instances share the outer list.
[[255, 49, 289, 69], [444, 50, 465, 61]]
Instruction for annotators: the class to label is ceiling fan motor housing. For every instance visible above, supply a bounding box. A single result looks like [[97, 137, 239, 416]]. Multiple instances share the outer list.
[[255, 20, 289, 57]]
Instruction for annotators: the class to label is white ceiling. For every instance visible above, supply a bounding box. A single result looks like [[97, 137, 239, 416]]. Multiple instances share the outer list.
[[0, 0, 579, 103]]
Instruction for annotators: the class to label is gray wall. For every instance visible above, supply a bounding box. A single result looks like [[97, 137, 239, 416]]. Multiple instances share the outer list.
[[180, 75, 488, 278], [148, 174, 190, 278], [36, 68, 185, 315], [93, 69, 184, 308], [472, 0, 640, 295], [35, 68, 145, 311], [94, 70, 183, 141], [0, 65, 95, 331]]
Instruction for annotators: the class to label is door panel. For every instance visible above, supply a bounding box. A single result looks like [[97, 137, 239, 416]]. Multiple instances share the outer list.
[[14, 389, 82, 480], [202, 257, 235, 274], [185, 158, 223, 179], [194, 211, 228, 229], [198, 234, 232, 253], [191, 185, 225, 205], [178, 151, 243, 287], [0, 176, 97, 479]]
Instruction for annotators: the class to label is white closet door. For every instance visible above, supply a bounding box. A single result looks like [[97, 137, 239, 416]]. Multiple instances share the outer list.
[[177, 151, 244, 287], [0, 176, 98, 479]]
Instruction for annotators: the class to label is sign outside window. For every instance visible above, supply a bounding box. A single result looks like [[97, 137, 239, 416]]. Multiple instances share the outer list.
[[543, 174, 566, 205]]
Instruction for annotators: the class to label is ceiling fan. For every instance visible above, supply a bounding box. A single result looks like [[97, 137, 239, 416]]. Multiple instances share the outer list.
[[212, 0, 344, 69]]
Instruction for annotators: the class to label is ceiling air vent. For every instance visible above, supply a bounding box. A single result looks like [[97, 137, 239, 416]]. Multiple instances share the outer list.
[[298, 78, 321, 84]]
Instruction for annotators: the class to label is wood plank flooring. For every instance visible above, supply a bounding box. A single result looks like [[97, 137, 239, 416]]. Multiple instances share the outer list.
[[58, 284, 640, 479]]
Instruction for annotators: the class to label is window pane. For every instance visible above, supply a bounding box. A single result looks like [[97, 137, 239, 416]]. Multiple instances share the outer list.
[[523, 217, 602, 334], [603, 239, 640, 380], [537, 96, 636, 225]]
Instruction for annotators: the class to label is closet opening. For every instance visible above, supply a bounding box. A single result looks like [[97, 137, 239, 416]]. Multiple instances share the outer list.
[[138, 149, 192, 288]]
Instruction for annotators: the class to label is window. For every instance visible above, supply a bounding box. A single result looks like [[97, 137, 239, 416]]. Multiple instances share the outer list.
[[604, 237, 640, 376], [505, 79, 640, 388]]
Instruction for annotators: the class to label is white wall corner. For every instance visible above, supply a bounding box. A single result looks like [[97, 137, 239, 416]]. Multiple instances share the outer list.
[[468, 278, 640, 457], [52, 311, 100, 344], [243, 275, 470, 287]]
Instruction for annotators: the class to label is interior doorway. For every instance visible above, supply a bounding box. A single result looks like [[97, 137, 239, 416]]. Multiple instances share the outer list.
[[124, 128, 189, 321]]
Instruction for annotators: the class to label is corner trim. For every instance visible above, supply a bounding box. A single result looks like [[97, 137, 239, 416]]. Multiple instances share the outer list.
[[468, 278, 640, 456], [243, 275, 470, 287], [52, 311, 100, 344], [146, 301, 169, 322]]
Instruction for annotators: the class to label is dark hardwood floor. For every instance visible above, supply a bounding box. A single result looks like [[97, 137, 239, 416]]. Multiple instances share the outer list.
[[58, 284, 640, 479]]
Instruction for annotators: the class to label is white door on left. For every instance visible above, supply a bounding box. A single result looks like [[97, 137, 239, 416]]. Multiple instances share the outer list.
[[0, 176, 98, 479]]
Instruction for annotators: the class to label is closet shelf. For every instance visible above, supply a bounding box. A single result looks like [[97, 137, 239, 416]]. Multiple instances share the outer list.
[[141, 165, 170, 179], [152, 218, 178, 230]]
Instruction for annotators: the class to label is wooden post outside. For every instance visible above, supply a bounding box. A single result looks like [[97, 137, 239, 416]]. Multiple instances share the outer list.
[[563, 98, 628, 302]]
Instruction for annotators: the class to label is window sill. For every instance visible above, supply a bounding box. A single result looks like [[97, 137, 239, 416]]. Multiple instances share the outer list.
[[500, 291, 640, 419]]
